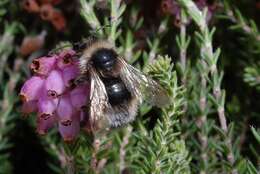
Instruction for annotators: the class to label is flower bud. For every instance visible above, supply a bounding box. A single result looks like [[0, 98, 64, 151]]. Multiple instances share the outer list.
[[30, 56, 57, 75], [45, 70, 65, 96], [58, 114, 80, 142], [20, 76, 44, 102], [37, 114, 56, 135], [21, 100, 38, 115], [38, 91, 58, 116], [56, 94, 73, 125], [70, 85, 90, 110], [57, 49, 76, 69], [62, 65, 79, 87]]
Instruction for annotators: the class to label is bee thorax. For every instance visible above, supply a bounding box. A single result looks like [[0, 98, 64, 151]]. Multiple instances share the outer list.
[[92, 48, 117, 71]]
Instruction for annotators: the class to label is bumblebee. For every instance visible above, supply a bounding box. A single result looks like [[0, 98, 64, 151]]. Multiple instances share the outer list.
[[76, 38, 169, 130]]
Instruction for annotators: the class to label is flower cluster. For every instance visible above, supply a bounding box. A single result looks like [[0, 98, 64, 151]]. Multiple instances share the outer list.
[[22, 0, 66, 31], [20, 49, 90, 141]]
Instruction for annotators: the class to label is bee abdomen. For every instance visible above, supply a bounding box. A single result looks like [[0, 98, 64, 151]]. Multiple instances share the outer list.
[[103, 78, 131, 105]]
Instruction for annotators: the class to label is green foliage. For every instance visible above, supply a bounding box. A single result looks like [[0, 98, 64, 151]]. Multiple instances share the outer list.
[[0, 0, 8, 22], [0, 20, 23, 174], [1, 0, 260, 174], [244, 65, 260, 90], [40, 1, 192, 173], [0, 1, 27, 173], [236, 159, 259, 174], [0, 86, 14, 174], [251, 127, 260, 145], [130, 56, 190, 174]]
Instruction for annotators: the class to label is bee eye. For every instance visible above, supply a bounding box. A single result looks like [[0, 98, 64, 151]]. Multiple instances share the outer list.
[[92, 49, 117, 71]]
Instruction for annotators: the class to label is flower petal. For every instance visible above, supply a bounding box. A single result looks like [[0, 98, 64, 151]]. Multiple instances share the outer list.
[[57, 49, 75, 69], [30, 56, 57, 75], [36, 113, 56, 135], [70, 85, 90, 110], [20, 76, 44, 102], [38, 91, 58, 115], [58, 113, 80, 142], [62, 65, 79, 87], [45, 70, 65, 96], [56, 94, 73, 125], [21, 100, 38, 114]]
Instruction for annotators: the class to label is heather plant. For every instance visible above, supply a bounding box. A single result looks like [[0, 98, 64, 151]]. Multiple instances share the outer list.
[[0, 0, 259, 174]]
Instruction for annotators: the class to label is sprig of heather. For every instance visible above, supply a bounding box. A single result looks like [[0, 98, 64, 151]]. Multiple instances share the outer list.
[[0, 22, 24, 174], [0, 79, 14, 174], [244, 65, 260, 91], [130, 56, 191, 174], [222, 2, 260, 92], [0, 23, 20, 82], [223, 1, 260, 43], [80, 0, 103, 37], [176, 2, 210, 173], [177, 0, 237, 173], [0, 59, 24, 174], [176, 10, 190, 121], [108, 0, 126, 42], [176, 10, 190, 85], [161, 0, 215, 27]]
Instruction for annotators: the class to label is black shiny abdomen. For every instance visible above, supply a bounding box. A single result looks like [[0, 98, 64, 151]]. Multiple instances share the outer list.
[[92, 48, 117, 71], [103, 78, 131, 105]]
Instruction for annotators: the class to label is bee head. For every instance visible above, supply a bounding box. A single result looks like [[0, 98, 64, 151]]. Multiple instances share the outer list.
[[92, 48, 117, 71]]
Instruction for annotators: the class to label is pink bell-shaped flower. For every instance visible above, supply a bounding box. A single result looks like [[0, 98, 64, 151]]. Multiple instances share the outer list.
[[20, 49, 90, 141]]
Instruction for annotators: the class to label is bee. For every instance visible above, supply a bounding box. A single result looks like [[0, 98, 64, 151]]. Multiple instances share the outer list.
[[75, 38, 169, 130]]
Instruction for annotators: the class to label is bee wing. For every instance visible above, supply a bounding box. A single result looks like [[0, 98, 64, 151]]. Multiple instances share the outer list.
[[88, 68, 110, 130], [118, 57, 169, 107]]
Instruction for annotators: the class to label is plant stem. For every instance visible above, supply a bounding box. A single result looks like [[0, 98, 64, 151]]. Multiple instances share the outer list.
[[179, 11, 188, 75], [66, 156, 75, 174], [225, 7, 260, 41], [91, 137, 101, 173], [178, 10, 190, 82], [80, 0, 103, 36], [178, 0, 237, 173], [119, 126, 132, 173]]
